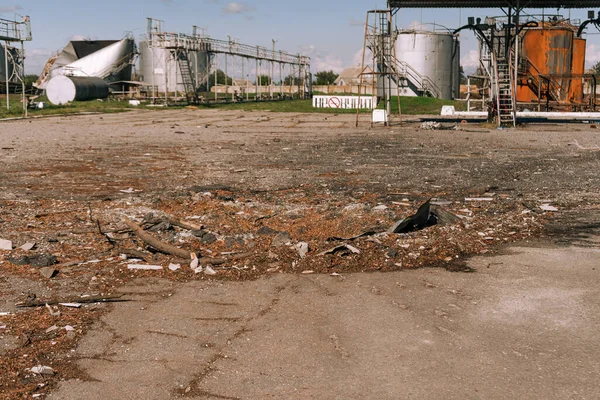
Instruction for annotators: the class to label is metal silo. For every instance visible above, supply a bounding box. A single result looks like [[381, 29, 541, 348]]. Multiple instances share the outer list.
[[395, 30, 460, 100], [569, 37, 586, 103], [139, 40, 184, 93], [0, 44, 19, 85], [520, 26, 574, 103]]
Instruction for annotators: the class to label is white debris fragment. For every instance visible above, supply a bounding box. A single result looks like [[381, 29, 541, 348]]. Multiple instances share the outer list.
[[372, 205, 389, 212], [45, 304, 61, 317], [64, 325, 75, 332], [120, 188, 139, 194], [45, 325, 59, 333], [30, 365, 55, 376], [346, 244, 361, 254], [127, 264, 163, 271], [540, 204, 559, 212], [168, 263, 182, 271], [59, 303, 82, 308], [19, 242, 36, 251], [190, 257, 199, 271], [204, 266, 217, 276], [0, 325, 6, 330], [330, 273, 341, 277], [294, 242, 309, 258], [0, 312, 11, 316], [0, 239, 12, 251], [302, 270, 315, 274], [465, 198, 495, 202]]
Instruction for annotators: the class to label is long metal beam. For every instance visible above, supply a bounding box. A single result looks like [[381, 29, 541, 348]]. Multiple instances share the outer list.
[[388, 0, 599, 8], [150, 33, 309, 66]]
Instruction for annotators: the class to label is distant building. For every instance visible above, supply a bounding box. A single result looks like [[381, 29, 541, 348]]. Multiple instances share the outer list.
[[232, 78, 254, 87], [334, 66, 374, 86]]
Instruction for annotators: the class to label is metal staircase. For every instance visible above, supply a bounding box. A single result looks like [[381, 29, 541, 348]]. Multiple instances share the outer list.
[[391, 57, 442, 98], [173, 50, 197, 104]]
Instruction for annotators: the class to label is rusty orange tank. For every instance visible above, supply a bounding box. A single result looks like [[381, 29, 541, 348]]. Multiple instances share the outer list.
[[518, 25, 575, 103], [569, 37, 586, 103]]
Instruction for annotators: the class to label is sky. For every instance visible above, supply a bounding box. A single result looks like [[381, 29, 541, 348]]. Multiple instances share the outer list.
[[0, 0, 599, 75]]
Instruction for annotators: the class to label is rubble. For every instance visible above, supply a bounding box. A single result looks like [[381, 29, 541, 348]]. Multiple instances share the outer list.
[[127, 264, 163, 271], [7, 254, 58, 267], [30, 365, 55, 376], [0, 239, 12, 250], [39, 267, 58, 279], [19, 242, 36, 251]]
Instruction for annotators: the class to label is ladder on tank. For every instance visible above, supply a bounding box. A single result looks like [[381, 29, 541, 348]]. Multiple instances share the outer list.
[[496, 58, 515, 126], [174, 49, 198, 105]]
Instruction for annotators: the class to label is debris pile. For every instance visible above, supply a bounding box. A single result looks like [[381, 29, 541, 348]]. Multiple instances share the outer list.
[[0, 186, 551, 397]]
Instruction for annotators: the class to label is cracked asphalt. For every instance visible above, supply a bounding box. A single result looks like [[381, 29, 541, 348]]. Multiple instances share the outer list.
[[49, 241, 600, 399]]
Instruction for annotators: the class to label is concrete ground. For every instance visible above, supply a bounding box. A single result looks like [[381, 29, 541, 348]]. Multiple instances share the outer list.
[[49, 238, 600, 399], [1, 109, 599, 399]]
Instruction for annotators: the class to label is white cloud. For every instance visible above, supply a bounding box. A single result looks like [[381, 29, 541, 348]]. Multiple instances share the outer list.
[[586, 43, 600, 69], [0, 5, 22, 13], [223, 2, 253, 14], [461, 49, 479, 73], [24, 48, 54, 75], [300, 44, 345, 73]]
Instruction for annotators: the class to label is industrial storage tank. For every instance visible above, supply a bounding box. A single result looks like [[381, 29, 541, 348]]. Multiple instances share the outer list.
[[518, 26, 575, 103], [139, 41, 211, 94], [35, 38, 135, 89], [0, 45, 19, 85], [569, 37, 586, 103], [46, 76, 109, 105], [394, 30, 460, 100]]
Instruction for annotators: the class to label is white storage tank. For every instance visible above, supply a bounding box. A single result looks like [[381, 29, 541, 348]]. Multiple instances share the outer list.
[[46, 76, 109, 105], [395, 30, 460, 100], [139, 41, 211, 93]]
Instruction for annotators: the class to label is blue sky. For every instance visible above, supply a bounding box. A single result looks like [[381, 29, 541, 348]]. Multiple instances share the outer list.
[[0, 0, 598, 75]]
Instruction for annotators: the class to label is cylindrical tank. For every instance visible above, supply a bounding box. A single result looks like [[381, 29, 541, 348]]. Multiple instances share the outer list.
[[569, 37, 586, 103], [395, 30, 460, 100], [520, 27, 574, 102], [139, 41, 184, 93], [0, 45, 18, 85], [46, 76, 109, 105]]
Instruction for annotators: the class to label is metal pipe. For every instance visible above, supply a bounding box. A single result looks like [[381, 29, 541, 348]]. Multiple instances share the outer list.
[[5, 41, 9, 110], [214, 54, 218, 102]]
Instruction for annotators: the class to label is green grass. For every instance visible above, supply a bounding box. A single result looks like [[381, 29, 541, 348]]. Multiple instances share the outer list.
[[0, 94, 466, 119], [382, 96, 467, 115], [0, 94, 142, 119]]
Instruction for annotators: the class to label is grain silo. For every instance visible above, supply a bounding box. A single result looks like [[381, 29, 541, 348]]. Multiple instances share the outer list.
[[394, 29, 460, 100]]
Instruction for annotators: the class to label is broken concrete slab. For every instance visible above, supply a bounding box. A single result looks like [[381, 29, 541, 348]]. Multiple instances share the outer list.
[[271, 232, 292, 247], [39, 267, 58, 279], [0, 239, 12, 251], [19, 242, 36, 251], [7, 254, 58, 267], [30, 365, 55, 376]]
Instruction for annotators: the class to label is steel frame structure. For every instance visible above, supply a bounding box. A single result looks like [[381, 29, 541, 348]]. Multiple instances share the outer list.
[[386, 0, 598, 127], [1, 15, 32, 113], [146, 18, 311, 105]]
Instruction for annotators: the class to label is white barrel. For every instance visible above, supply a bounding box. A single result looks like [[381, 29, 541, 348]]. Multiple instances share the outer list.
[[46, 76, 109, 105]]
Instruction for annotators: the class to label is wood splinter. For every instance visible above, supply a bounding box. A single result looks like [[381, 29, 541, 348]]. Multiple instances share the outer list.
[[124, 218, 192, 260]]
